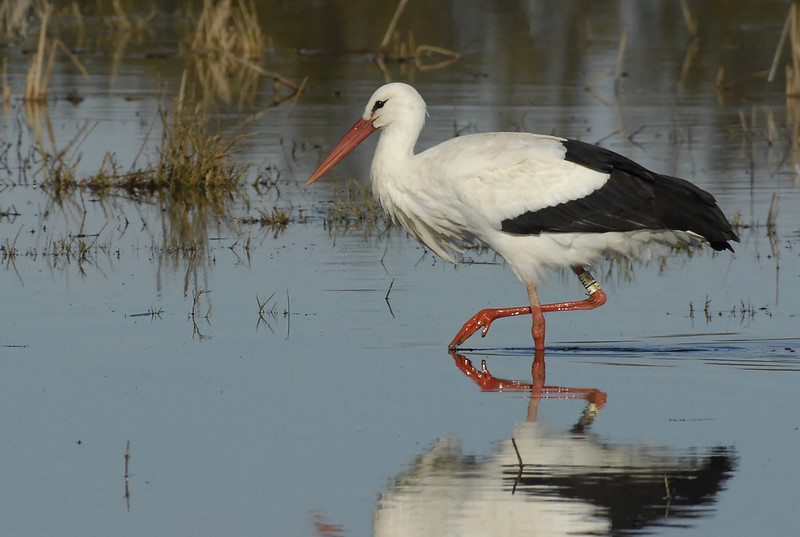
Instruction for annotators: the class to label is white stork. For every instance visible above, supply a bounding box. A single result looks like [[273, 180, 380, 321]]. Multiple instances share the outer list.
[[305, 83, 738, 351]]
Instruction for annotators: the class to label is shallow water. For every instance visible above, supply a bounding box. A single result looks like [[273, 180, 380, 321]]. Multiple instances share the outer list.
[[1, 1, 799, 536]]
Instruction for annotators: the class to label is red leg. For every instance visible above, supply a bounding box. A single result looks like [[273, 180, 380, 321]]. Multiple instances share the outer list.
[[540, 267, 607, 313], [528, 283, 546, 351], [448, 267, 607, 349]]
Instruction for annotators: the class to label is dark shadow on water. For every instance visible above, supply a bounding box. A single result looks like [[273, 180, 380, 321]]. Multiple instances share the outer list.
[[456, 338, 800, 372]]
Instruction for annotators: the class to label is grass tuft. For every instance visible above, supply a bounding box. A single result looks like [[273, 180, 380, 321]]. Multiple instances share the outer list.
[[34, 87, 248, 210], [325, 179, 387, 232], [240, 205, 292, 238], [148, 99, 246, 203]]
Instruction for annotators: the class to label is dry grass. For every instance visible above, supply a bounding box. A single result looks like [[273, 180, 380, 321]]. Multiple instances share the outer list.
[[3, 56, 10, 106], [17, 0, 296, 109], [185, 0, 299, 106], [325, 179, 387, 233], [33, 119, 93, 194], [0, 0, 37, 41], [23, 4, 90, 103], [32, 79, 247, 211], [786, 3, 800, 97], [242, 205, 290, 227], [375, 0, 460, 77], [21, 81, 251, 263], [1, 224, 110, 278], [781, 3, 800, 163], [24, 4, 52, 102], [191, 0, 265, 60], [107, 0, 132, 33], [4, 0, 295, 264], [148, 95, 246, 203]]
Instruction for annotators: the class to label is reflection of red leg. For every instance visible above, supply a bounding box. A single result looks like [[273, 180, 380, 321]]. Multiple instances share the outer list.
[[450, 352, 532, 392], [450, 349, 607, 410], [531, 349, 545, 392], [311, 511, 346, 537], [527, 350, 546, 421], [448, 267, 607, 350]]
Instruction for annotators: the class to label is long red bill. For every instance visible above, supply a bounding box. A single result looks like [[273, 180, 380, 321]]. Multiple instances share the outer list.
[[305, 118, 378, 187]]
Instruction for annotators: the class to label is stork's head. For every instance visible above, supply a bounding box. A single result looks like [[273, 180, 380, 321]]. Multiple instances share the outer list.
[[305, 83, 426, 187], [361, 82, 427, 130]]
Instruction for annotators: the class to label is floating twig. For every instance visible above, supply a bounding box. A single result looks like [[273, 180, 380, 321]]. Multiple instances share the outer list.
[[384, 278, 395, 318], [384, 278, 395, 300], [285, 289, 291, 340], [124, 440, 131, 511]]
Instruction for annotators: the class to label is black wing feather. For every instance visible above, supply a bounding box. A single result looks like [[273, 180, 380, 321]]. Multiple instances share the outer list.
[[500, 139, 739, 252]]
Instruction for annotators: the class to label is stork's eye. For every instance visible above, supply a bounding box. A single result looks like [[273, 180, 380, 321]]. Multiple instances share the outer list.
[[371, 99, 387, 114]]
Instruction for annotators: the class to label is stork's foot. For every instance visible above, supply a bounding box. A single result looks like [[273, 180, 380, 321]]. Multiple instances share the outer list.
[[448, 306, 531, 349]]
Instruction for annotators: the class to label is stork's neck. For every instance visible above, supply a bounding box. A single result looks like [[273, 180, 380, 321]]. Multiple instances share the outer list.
[[372, 115, 424, 175]]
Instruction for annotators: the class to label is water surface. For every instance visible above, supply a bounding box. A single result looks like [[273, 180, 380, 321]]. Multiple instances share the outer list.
[[1, 1, 798, 536]]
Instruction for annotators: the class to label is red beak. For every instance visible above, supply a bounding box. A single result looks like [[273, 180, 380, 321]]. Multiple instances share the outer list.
[[305, 118, 378, 187]]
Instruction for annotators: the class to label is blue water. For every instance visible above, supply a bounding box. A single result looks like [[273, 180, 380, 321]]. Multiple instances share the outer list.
[[1, 1, 799, 536]]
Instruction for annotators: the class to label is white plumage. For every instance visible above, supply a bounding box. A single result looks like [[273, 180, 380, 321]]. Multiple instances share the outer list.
[[306, 83, 738, 350]]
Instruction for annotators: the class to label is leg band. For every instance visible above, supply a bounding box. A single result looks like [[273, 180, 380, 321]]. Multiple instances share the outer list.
[[576, 269, 602, 295]]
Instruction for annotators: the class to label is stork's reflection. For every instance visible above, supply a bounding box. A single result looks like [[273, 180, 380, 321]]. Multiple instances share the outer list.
[[371, 350, 736, 536]]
